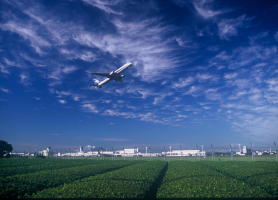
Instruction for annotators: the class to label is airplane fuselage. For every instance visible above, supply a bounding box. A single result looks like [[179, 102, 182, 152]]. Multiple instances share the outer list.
[[91, 62, 132, 88], [108, 72, 124, 81]]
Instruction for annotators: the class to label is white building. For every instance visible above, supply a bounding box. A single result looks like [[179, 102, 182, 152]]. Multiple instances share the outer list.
[[235, 145, 247, 156], [38, 147, 52, 157], [115, 148, 139, 157], [242, 145, 247, 154], [162, 149, 206, 157]]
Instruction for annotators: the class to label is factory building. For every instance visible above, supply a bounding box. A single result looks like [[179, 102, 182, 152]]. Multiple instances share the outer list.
[[162, 149, 206, 157], [115, 148, 139, 157], [38, 147, 52, 157]]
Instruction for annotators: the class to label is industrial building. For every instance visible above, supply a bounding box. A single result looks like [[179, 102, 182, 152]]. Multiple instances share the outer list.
[[162, 149, 206, 157], [54, 147, 206, 158]]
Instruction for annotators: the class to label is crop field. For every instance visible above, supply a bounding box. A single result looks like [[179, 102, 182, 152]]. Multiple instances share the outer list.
[[0, 158, 277, 198]]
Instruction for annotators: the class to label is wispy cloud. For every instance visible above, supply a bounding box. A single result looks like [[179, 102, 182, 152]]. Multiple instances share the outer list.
[[82, 0, 123, 15], [0, 20, 51, 54], [48, 66, 78, 85], [59, 49, 96, 62], [97, 137, 129, 142], [58, 99, 67, 104], [51, 90, 83, 102], [19, 73, 29, 86], [0, 64, 10, 74], [82, 103, 98, 113], [0, 87, 10, 93], [217, 15, 249, 40], [172, 77, 194, 89], [193, 0, 223, 19], [74, 17, 181, 82]]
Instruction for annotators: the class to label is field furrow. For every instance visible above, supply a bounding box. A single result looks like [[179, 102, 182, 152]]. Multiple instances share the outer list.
[[0, 160, 133, 198], [0, 159, 112, 177], [203, 161, 278, 196], [157, 161, 271, 198], [31, 161, 167, 198]]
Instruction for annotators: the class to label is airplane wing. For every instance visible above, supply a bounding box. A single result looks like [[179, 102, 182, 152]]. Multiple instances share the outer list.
[[91, 72, 110, 77], [114, 62, 132, 74], [97, 78, 111, 88]]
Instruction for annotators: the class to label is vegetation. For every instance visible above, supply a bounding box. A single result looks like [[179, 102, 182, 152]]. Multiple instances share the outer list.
[[157, 161, 272, 198], [0, 158, 277, 198], [32, 161, 166, 198], [0, 160, 133, 198], [0, 158, 112, 177], [0, 140, 12, 157], [204, 161, 278, 196]]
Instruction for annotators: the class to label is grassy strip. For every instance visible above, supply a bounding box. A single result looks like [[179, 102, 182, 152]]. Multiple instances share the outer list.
[[204, 161, 278, 196], [0, 157, 61, 168], [157, 161, 270, 198], [0, 160, 134, 198], [32, 161, 166, 198], [0, 159, 108, 177]]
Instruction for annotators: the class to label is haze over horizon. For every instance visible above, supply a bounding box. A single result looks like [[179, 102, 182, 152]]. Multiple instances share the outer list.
[[1, 0, 278, 152]]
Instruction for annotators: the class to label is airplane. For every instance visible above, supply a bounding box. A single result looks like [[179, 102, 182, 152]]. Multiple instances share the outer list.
[[90, 62, 132, 88]]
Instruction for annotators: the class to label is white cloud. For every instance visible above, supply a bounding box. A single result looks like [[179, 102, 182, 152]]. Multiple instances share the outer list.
[[205, 88, 221, 101], [58, 99, 67, 104], [0, 64, 10, 74], [173, 77, 194, 88], [104, 109, 135, 118], [74, 18, 181, 82], [152, 92, 173, 105], [48, 66, 78, 82], [3, 58, 19, 67], [233, 79, 250, 89], [193, 0, 223, 19], [185, 85, 202, 96], [217, 15, 248, 40], [0, 87, 10, 93], [224, 72, 237, 80], [196, 73, 218, 82], [97, 137, 129, 142], [175, 37, 195, 48], [0, 21, 51, 54], [82, 103, 98, 113], [19, 73, 29, 85], [52, 90, 83, 102], [82, 0, 123, 15], [60, 49, 96, 62]]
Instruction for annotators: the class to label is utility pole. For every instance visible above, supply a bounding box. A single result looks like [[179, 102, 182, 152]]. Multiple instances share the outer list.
[[211, 144, 214, 161], [169, 146, 172, 157], [163, 146, 166, 160], [196, 144, 199, 160], [230, 144, 233, 161], [201, 145, 204, 159], [274, 142, 278, 161], [250, 143, 254, 161]]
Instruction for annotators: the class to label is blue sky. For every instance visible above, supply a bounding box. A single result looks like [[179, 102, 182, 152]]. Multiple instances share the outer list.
[[0, 0, 278, 152]]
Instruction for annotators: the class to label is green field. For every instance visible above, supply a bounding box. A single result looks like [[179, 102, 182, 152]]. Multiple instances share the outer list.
[[0, 157, 277, 198]]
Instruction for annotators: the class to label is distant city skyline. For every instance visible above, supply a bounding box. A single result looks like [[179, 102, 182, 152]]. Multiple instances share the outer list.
[[1, 0, 278, 151]]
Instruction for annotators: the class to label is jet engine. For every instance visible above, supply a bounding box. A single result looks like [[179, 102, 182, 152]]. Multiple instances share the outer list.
[[91, 79, 100, 87]]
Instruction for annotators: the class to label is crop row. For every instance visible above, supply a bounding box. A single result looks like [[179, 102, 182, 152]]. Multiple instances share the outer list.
[[0, 160, 134, 198], [204, 161, 278, 196], [0, 158, 110, 177], [32, 161, 167, 198], [0, 158, 55, 169], [157, 161, 270, 198]]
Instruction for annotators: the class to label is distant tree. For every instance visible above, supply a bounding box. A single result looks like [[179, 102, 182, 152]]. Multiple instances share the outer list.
[[0, 140, 13, 157]]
